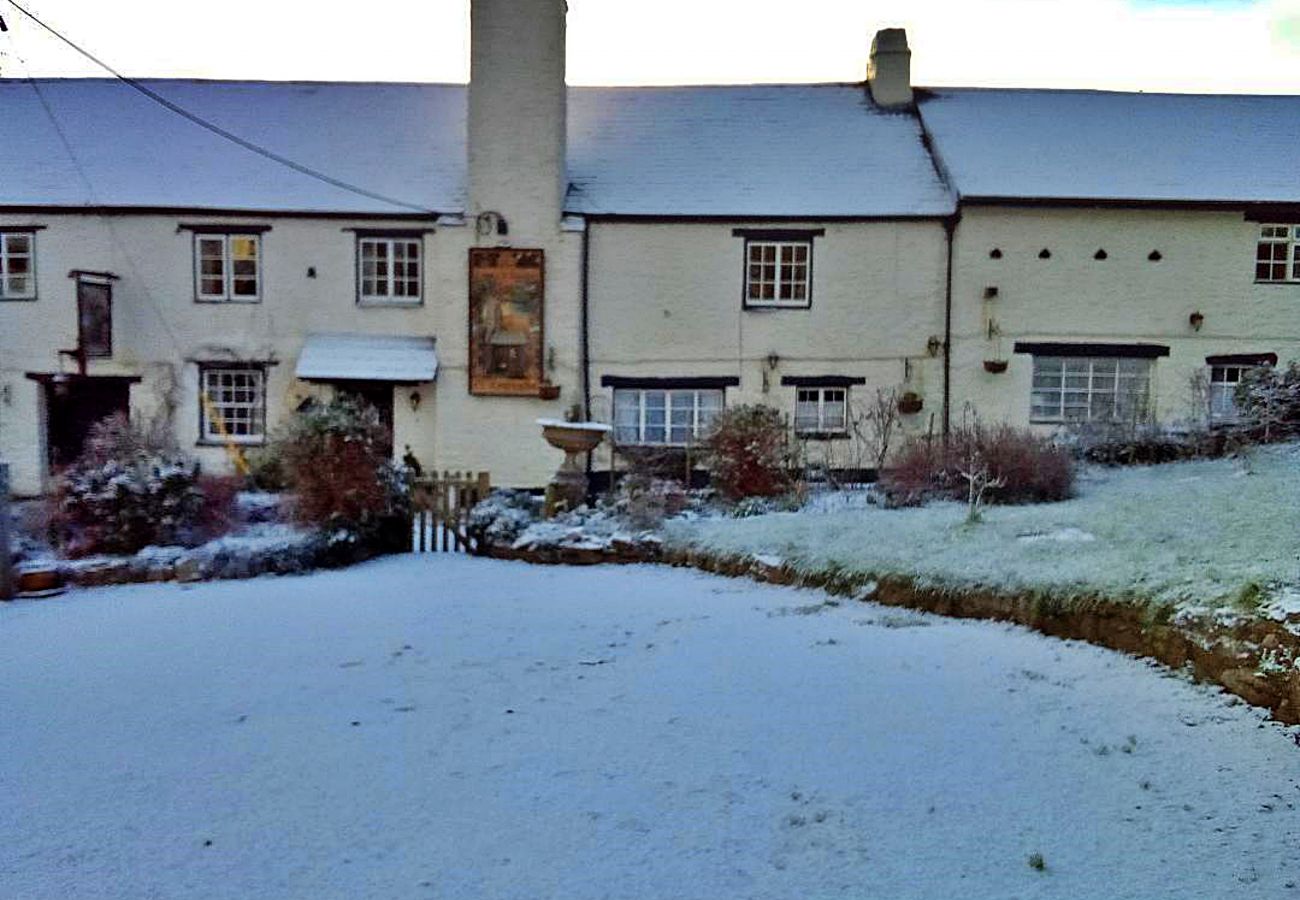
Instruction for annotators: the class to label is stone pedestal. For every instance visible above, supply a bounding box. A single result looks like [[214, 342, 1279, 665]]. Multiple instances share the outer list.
[[537, 420, 611, 517]]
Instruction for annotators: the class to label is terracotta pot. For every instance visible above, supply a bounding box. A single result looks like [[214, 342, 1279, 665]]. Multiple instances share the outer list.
[[538, 383, 561, 400], [17, 567, 63, 595], [897, 393, 924, 415], [983, 359, 1009, 374]]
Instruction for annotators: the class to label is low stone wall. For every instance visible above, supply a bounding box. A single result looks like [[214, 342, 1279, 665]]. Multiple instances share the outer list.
[[662, 548, 1300, 726]]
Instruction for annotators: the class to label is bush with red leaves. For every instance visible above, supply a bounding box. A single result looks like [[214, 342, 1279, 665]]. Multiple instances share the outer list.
[[699, 404, 799, 501], [880, 424, 1074, 507], [273, 398, 410, 551]]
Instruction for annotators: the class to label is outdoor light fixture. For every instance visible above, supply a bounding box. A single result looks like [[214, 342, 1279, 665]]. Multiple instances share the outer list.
[[408, 390, 422, 412], [766, 352, 780, 370], [1189, 311, 1204, 331]]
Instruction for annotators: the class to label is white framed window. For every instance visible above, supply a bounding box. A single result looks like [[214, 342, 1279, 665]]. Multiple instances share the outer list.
[[1255, 224, 1300, 283], [794, 387, 847, 435], [1031, 356, 1152, 423], [195, 234, 261, 301], [1208, 364, 1252, 421], [613, 388, 723, 446], [200, 366, 266, 444], [0, 231, 36, 300], [745, 240, 811, 307], [358, 237, 422, 304]]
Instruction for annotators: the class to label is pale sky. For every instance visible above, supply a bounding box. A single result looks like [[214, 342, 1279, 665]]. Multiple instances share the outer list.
[[3, 0, 1300, 93]]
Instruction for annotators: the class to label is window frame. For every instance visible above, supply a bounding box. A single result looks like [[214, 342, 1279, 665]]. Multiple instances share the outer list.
[[734, 228, 822, 310], [1254, 223, 1300, 284], [1207, 364, 1249, 422], [612, 387, 725, 447], [1029, 355, 1154, 425], [193, 232, 262, 303], [197, 364, 268, 446], [794, 386, 849, 437], [356, 234, 424, 306], [0, 230, 38, 301]]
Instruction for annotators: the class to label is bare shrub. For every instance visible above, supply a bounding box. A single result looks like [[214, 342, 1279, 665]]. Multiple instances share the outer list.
[[880, 423, 1074, 508]]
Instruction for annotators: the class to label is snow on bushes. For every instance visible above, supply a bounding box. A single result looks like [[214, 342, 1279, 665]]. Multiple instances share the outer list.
[[1237, 360, 1300, 442], [879, 424, 1074, 508], [269, 398, 411, 553], [49, 414, 231, 556], [699, 404, 799, 500]]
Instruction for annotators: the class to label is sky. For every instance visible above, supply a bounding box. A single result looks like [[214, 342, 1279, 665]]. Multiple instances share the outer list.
[[2, 0, 1300, 93]]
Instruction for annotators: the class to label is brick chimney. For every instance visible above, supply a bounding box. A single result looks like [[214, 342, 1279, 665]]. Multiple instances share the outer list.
[[468, 0, 568, 241], [867, 28, 913, 109]]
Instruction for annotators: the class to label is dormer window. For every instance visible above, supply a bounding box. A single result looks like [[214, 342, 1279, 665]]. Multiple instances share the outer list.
[[1255, 224, 1300, 283]]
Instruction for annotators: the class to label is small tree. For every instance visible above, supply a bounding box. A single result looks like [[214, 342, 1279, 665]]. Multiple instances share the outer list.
[[700, 404, 799, 500]]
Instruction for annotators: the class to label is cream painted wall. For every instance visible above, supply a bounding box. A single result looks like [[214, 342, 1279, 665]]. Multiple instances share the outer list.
[[584, 219, 951, 458], [948, 206, 1300, 429], [0, 212, 582, 495]]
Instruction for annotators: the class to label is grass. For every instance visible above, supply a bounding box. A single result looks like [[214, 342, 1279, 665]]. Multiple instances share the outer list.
[[668, 443, 1300, 613]]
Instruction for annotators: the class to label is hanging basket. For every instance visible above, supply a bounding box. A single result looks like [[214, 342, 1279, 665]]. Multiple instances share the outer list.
[[983, 359, 1009, 374], [537, 383, 561, 400], [897, 392, 924, 415]]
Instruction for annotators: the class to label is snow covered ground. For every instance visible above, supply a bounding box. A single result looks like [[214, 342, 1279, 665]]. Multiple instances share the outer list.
[[2, 557, 1298, 898], [672, 443, 1300, 611]]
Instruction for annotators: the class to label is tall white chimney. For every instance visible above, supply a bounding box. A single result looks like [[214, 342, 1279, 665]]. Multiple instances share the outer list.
[[867, 28, 913, 109], [468, 0, 568, 240]]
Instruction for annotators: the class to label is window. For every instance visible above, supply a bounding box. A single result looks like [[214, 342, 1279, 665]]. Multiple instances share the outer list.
[[359, 237, 422, 304], [195, 233, 260, 301], [1208, 365, 1249, 421], [613, 388, 723, 445], [1255, 224, 1300, 283], [745, 240, 811, 307], [1031, 356, 1152, 423], [0, 231, 36, 300], [794, 387, 847, 435], [199, 366, 266, 444]]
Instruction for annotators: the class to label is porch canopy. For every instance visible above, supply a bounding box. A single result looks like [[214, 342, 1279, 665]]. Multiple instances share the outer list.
[[295, 333, 437, 384]]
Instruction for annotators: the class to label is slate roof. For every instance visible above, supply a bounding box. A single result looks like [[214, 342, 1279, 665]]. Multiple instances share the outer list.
[[0, 78, 954, 217], [919, 88, 1300, 205]]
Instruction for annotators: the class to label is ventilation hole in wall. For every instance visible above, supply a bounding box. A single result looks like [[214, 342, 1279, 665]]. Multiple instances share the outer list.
[[1038, 248, 1052, 259], [1094, 249, 1108, 260], [989, 248, 1003, 259], [1148, 250, 1162, 261]]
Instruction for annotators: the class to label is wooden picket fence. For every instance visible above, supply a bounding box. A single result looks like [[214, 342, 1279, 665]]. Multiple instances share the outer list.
[[410, 471, 491, 554]]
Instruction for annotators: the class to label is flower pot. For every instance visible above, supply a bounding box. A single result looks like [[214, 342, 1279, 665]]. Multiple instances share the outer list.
[[983, 359, 1009, 374], [538, 383, 561, 400], [897, 392, 924, 415], [17, 566, 64, 597]]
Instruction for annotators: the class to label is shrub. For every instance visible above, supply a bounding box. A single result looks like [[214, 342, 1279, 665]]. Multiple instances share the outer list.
[[271, 398, 410, 552], [1236, 361, 1300, 442], [50, 414, 218, 556], [880, 424, 1074, 507], [699, 404, 800, 501], [1068, 420, 1229, 466]]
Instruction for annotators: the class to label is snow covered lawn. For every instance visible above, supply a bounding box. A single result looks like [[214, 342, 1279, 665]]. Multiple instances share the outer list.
[[671, 443, 1300, 612], [3, 557, 1298, 898]]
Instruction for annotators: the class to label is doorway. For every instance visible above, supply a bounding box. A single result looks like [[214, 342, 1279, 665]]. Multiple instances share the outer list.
[[42, 377, 132, 470], [333, 381, 395, 458]]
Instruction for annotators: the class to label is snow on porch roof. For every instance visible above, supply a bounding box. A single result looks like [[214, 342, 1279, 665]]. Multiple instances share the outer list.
[[295, 334, 438, 383]]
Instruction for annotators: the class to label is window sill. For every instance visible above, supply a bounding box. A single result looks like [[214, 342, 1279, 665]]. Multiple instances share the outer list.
[[196, 439, 266, 448], [195, 297, 262, 304], [743, 302, 811, 311], [0, 296, 38, 302], [796, 431, 849, 441], [1252, 280, 1300, 286], [358, 298, 423, 308]]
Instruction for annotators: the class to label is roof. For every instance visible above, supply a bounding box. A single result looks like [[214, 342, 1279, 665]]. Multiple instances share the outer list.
[[0, 78, 953, 218], [294, 333, 438, 383], [565, 85, 954, 217], [919, 88, 1300, 205]]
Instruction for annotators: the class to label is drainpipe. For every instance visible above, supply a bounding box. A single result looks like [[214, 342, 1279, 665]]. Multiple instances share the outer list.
[[942, 212, 959, 441], [580, 220, 595, 487]]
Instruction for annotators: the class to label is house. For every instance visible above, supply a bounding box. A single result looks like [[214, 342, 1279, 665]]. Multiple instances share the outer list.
[[1, 0, 1297, 497]]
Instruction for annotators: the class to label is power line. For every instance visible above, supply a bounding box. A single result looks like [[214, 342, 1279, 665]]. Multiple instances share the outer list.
[[4, 0, 438, 215]]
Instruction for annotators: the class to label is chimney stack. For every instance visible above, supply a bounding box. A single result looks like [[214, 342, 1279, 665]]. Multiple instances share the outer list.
[[468, 0, 568, 240], [867, 28, 913, 109]]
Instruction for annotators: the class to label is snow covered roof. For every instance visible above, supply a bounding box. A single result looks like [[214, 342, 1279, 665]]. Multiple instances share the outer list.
[[295, 333, 437, 383], [0, 78, 953, 217], [565, 85, 954, 217], [919, 88, 1300, 205]]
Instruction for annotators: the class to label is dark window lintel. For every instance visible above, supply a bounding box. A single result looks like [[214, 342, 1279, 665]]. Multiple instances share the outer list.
[[780, 375, 866, 388], [1205, 352, 1278, 367], [732, 228, 825, 241], [177, 223, 273, 234], [600, 375, 739, 390], [1013, 342, 1170, 359]]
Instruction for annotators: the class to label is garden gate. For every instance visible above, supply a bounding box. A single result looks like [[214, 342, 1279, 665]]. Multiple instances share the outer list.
[[411, 471, 491, 554]]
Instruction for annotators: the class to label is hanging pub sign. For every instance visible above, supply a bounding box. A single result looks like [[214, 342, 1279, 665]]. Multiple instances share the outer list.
[[468, 248, 545, 396]]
